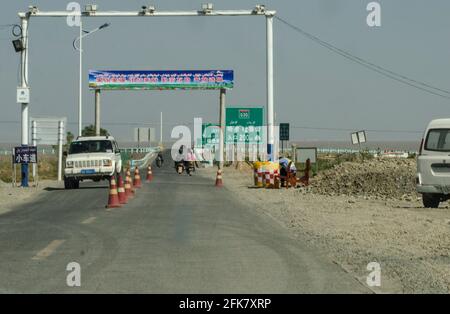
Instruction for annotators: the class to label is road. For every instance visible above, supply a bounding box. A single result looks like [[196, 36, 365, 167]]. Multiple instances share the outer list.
[[0, 151, 368, 293]]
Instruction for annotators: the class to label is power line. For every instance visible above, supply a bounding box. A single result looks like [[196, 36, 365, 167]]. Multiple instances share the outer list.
[[275, 16, 450, 100]]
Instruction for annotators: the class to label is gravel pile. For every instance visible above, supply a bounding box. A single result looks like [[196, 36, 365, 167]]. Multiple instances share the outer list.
[[311, 158, 417, 200]]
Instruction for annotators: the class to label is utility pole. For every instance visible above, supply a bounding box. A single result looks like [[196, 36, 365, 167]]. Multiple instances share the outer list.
[[266, 14, 274, 161], [78, 19, 83, 137], [160, 111, 163, 145], [20, 16, 29, 187], [219, 89, 226, 170], [95, 89, 101, 136]]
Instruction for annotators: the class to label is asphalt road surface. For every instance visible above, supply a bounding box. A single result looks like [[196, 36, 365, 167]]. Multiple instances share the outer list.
[[0, 152, 368, 293]]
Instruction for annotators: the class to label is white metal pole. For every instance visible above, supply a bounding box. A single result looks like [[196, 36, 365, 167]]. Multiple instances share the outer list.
[[219, 89, 226, 170], [266, 15, 274, 161], [20, 17, 30, 187], [57, 120, 63, 181], [32, 120, 36, 178], [160, 112, 163, 145], [78, 19, 83, 137], [21, 17, 29, 146], [95, 89, 101, 136]]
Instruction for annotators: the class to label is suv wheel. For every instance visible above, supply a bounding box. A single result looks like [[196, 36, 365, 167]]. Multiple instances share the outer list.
[[422, 193, 440, 208], [64, 177, 73, 190]]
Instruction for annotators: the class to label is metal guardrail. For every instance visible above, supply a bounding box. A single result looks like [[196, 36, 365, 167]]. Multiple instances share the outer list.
[[129, 146, 161, 169], [121, 147, 156, 154]]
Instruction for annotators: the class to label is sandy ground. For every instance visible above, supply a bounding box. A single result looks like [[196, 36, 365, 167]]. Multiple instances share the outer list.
[[0, 180, 61, 215], [199, 164, 450, 294]]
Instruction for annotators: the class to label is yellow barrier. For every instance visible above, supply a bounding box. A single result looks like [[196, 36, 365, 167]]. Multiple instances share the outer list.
[[253, 161, 279, 188]]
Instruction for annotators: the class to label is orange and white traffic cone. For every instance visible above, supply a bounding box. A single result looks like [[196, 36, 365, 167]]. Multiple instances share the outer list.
[[133, 166, 142, 188], [117, 174, 128, 204], [106, 176, 122, 208], [146, 165, 153, 182], [215, 169, 223, 187], [125, 170, 134, 198], [126, 168, 135, 194]]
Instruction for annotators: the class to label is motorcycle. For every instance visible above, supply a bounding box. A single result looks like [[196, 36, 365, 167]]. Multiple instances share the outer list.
[[185, 160, 195, 176], [156, 154, 163, 168]]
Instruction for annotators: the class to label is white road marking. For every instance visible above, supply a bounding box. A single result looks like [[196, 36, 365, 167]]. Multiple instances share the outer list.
[[32, 239, 65, 261], [82, 217, 97, 224]]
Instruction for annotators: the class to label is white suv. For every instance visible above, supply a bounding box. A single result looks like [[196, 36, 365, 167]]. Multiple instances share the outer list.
[[416, 118, 450, 207], [64, 136, 122, 189]]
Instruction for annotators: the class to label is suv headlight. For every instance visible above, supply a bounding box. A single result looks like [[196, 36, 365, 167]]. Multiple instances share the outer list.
[[66, 161, 74, 168], [103, 159, 112, 167]]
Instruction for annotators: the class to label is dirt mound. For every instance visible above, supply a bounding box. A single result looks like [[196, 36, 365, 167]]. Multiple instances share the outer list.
[[311, 158, 417, 200]]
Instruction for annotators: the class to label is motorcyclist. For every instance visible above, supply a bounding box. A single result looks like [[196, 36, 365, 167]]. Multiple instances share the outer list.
[[156, 151, 164, 167], [185, 147, 196, 176], [175, 145, 186, 173]]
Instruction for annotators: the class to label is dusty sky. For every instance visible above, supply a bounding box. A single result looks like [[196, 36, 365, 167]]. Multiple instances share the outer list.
[[1, 0, 450, 143]]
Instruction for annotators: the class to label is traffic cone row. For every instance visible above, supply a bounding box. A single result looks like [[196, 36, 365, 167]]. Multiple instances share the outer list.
[[125, 169, 134, 198], [133, 166, 142, 188], [117, 175, 127, 204], [146, 165, 153, 182], [215, 169, 223, 187], [106, 165, 154, 208], [106, 177, 121, 208]]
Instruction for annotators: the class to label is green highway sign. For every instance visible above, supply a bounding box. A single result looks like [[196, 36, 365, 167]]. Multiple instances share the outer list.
[[226, 107, 264, 144], [200, 123, 220, 147]]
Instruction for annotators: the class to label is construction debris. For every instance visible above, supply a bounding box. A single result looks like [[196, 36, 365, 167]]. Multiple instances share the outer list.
[[310, 158, 417, 200]]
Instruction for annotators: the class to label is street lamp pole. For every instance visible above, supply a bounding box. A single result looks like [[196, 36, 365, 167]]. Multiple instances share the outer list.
[[78, 19, 82, 137], [73, 22, 110, 137]]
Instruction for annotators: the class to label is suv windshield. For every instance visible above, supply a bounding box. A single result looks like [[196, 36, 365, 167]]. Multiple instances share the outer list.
[[69, 140, 114, 154], [425, 128, 450, 152]]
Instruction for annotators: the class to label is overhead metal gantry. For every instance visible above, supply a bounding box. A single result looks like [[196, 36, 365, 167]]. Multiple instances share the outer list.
[[17, 4, 276, 185]]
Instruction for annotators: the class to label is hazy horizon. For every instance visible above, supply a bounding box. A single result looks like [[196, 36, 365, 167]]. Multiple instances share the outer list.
[[2, 1, 450, 144]]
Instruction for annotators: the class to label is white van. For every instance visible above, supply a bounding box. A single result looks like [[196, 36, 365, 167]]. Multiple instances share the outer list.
[[416, 118, 450, 207]]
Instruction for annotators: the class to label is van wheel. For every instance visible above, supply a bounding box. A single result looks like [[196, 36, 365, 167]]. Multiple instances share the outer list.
[[422, 193, 440, 208]]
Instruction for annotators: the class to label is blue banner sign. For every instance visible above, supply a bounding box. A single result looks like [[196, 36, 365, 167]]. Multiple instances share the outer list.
[[89, 70, 234, 90]]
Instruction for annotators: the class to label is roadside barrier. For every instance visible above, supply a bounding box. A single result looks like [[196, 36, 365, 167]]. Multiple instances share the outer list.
[[253, 162, 279, 189], [215, 169, 223, 187], [117, 174, 128, 204], [274, 169, 280, 189], [265, 170, 271, 188], [146, 165, 153, 182], [133, 166, 142, 188], [257, 168, 263, 187], [106, 177, 122, 208]]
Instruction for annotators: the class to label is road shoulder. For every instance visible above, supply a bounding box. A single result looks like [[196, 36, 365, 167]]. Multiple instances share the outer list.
[[197, 164, 450, 293], [0, 180, 61, 216]]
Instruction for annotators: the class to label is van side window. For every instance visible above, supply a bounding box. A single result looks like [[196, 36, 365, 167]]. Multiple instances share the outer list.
[[425, 129, 450, 151]]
